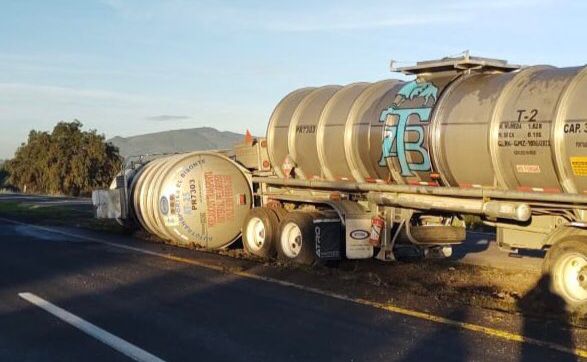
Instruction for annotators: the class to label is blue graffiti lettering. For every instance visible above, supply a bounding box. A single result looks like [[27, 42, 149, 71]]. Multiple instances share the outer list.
[[379, 80, 437, 177], [396, 81, 438, 105]]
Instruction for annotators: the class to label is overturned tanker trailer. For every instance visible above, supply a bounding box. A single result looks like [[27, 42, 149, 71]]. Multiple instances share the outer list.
[[100, 151, 254, 249], [94, 54, 587, 310]]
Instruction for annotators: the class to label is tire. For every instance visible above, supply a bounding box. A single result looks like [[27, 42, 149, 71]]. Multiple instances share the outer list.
[[276, 212, 319, 266], [242, 208, 280, 258], [543, 237, 587, 311], [409, 225, 466, 244], [269, 207, 288, 222]]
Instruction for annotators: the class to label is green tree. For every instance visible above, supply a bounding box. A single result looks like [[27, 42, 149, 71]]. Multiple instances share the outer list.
[[6, 120, 122, 196], [0, 161, 8, 188]]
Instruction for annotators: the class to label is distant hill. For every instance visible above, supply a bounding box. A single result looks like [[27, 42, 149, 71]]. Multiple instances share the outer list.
[[108, 127, 245, 158]]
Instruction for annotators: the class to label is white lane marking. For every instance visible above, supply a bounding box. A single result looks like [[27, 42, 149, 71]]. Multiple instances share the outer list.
[[18, 292, 165, 362]]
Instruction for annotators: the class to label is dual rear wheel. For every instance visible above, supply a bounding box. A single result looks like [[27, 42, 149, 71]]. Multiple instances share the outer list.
[[242, 208, 318, 265], [276, 212, 320, 265], [242, 207, 281, 259]]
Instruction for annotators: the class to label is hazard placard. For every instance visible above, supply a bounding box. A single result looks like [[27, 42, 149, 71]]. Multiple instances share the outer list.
[[570, 157, 587, 176]]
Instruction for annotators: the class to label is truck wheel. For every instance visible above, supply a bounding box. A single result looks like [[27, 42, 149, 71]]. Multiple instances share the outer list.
[[268, 206, 288, 221], [543, 237, 587, 311], [277, 212, 318, 266], [409, 225, 466, 244], [242, 208, 280, 258]]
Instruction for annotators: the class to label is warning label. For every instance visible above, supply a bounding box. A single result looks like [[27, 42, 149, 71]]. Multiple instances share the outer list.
[[516, 164, 541, 174], [570, 156, 587, 176], [204, 172, 234, 227]]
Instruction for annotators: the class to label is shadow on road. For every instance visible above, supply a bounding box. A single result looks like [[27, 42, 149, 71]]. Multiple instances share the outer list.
[[399, 308, 469, 362], [517, 274, 577, 362], [450, 232, 492, 261], [394, 278, 581, 362]]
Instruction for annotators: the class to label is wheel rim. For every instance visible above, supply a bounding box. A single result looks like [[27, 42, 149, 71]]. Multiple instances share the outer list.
[[281, 222, 302, 258], [245, 217, 266, 252], [554, 252, 587, 302]]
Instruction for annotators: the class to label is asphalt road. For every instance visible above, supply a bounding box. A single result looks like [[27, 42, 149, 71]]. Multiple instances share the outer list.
[[0, 215, 583, 361]]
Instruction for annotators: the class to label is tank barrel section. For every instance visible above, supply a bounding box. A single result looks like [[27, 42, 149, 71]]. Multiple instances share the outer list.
[[266, 59, 587, 202], [127, 151, 253, 249], [431, 65, 587, 194]]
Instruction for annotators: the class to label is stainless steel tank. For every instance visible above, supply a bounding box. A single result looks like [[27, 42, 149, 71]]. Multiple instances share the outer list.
[[431, 66, 587, 194], [345, 80, 405, 183], [268, 64, 587, 194], [288, 85, 341, 180], [267, 87, 316, 178], [267, 80, 414, 183], [316, 82, 369, 181], [129, 152, 252, 249]]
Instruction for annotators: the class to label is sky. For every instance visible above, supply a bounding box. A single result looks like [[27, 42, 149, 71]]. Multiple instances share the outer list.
[[1, 0, 587, 158]]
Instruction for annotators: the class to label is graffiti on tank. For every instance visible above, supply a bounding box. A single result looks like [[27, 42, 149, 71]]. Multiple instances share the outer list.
[[378, 80, 438, 177]]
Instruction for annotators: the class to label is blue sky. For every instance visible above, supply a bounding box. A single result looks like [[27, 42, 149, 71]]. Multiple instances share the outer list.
[[0, 0, 586, 158]]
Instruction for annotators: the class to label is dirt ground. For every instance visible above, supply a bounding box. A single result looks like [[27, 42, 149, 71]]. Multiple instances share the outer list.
[[215, 242, 585, 325]]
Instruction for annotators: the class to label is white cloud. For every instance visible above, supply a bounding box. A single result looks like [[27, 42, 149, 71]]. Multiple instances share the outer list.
[[446, 0, 553, 10], [262, 14, 465, 32], [147, 115, 192, 122], [0, 53, 171, 81], [0, 83, 149, 105]]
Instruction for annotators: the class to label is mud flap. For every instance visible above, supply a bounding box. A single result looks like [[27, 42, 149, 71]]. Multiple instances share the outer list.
[[313, 218, 342, 261]]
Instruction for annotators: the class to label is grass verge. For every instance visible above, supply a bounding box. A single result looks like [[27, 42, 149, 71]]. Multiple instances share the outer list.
[[0, 201, 125, 233]]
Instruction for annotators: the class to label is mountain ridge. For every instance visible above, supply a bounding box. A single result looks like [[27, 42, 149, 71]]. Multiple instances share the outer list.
[[108, 127, 246, 158]]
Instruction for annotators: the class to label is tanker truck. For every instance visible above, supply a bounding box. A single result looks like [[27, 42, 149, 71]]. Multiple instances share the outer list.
[[93, 54, 587, 310]]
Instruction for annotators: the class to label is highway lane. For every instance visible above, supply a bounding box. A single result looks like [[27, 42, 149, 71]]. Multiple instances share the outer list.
[[0, 218, 582, 361]]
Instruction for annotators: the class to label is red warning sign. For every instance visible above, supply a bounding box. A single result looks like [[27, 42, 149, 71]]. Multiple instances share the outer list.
[[204, 172, 234, 227]]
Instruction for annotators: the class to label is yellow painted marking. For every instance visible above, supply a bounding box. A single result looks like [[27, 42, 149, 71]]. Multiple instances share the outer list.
[[1, 217, 586, 358], [570, 156, 587, 176]]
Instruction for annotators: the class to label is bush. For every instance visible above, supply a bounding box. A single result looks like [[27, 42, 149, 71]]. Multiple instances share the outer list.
[[5, 120, 122, 196]]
